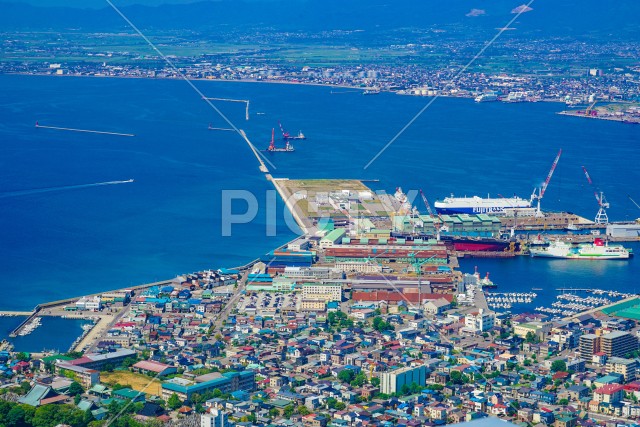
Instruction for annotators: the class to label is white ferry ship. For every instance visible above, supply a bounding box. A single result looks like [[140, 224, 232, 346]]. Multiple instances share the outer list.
[[530, 239, 632, 260], [474, 91, 499, 102], [434, 195, 535, 216]]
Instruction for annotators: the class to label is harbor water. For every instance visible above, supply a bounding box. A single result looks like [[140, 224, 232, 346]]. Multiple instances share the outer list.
[[0, 316, 91, 353], [0, 75, 638, 314]]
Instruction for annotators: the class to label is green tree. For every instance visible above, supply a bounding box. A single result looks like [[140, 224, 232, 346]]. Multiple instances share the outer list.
[[525, 332, 538, 343], [326, 398, 338, 409], [283, 404, 295, 418], [450, 370, 463, 384], [6, 405, 25, 427], [122, 357, 137, 368], [32, 404, 60, 427], [400, 384, 410, 395], [372, 317, 393, 332], [19, 382, 31, 395], [68, 381, 84, 396], [168, 393, 182, 410], [334, 402, 346, 410], [297, 405, 310, 416], [350, 372, 367, 388], [558, 398, 569, 406], [338, 369, 355, 383], [269, 408, 280, 418], [371, 377, 380, 387], [551, 360, 567, 372], [15, 352, 29, 362]]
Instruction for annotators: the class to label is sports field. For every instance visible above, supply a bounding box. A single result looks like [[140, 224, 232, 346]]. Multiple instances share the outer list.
[[101, 371, 163, 397], [601, 298, 640, 320]]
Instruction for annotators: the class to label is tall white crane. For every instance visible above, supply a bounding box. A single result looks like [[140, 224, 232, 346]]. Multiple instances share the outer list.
[[530, 149, 562, 218], [583, 166, 609, 224], [419, 189, 446, 241]]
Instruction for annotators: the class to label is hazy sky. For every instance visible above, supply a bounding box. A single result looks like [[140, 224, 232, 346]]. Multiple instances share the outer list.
[[8, 0, 212, 7]]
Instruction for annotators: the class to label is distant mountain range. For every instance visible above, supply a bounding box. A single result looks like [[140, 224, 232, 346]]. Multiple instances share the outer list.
[[1, 0, 638, 40]]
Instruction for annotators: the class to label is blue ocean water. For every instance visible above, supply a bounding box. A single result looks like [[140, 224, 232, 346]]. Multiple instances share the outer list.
[[0, 75, 639, 315], [0, 316, 89, 352]]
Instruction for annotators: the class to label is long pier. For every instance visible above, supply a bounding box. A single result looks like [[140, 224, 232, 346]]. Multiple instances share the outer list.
[[202, 97, 250, 120], [239, 129, 269, 173], [35, 123, 134, 137]]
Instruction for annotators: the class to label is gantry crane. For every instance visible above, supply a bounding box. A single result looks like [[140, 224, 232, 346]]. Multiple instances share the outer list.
[[582, 166, 609, 224]]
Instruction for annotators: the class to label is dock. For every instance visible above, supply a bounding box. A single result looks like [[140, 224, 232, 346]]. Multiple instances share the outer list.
[[239, 129, 269, 174], [8, 279, 175, 338], [0, 311, 33, 316]]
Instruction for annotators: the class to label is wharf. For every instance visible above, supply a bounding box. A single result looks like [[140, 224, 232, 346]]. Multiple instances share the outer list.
[[558, 111, 640, 124], [457, 251, 517, 258], [523, 234, 640, 243], [500, 212, 593, 231], [9, 279, 174, 337], [0, 311, 33, 316]]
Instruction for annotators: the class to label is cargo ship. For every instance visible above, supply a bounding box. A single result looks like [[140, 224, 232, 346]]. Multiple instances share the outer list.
[[434, 195, 534, 216], [530, 238, 632, 260], [443, 236, 512, 252]]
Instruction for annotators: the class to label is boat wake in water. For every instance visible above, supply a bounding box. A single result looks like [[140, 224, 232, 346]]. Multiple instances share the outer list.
[[0, 179, 134, 199]]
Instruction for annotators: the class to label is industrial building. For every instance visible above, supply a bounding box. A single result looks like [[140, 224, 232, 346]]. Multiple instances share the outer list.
[[324, 244, 448, 264], [319, 229, 346, 249], [282, 266, 342, 280], [380, 365, 427, 395], [75, 296, 102, 311], [606, 222, 640, 238], [301, 283, 342, 302], [393, 213, 502, 237]]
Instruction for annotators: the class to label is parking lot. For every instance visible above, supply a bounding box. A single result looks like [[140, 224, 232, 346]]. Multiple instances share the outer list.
[[236, 291, 300, 315]]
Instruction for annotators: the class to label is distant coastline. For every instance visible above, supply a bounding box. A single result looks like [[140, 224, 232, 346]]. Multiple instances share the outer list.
[[3, 72, 586, 106]]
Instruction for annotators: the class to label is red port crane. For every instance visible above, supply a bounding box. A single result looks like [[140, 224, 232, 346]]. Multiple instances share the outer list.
[[530, 149, 562, 217], [278, 121, 291, 140], [268, 128, 276, 151], [582, 165, 609, 224]]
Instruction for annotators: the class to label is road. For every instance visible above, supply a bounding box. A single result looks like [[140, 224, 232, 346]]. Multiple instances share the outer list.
[[212, 273, 249, 333]]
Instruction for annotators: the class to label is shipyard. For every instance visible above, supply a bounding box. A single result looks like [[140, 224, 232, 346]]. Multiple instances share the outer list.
[[2, 172, 640, 426], [0, 130, 639, 426], [2, 1, 640, 426]]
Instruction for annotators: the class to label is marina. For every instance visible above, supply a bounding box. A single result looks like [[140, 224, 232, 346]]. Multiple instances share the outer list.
[[486, 292, 538, 310]]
